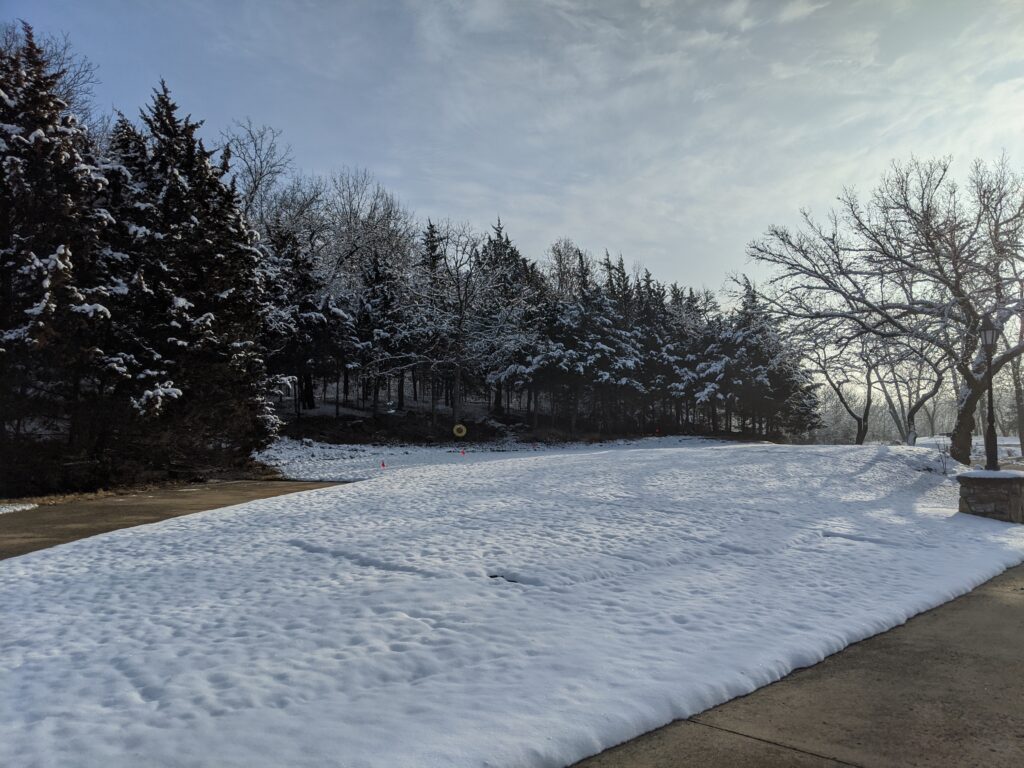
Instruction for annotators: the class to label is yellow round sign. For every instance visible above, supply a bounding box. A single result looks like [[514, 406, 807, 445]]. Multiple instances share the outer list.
[[452, 423, 467, 438]]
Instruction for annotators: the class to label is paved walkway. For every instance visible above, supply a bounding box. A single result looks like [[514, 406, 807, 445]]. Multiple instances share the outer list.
[[0, 480, 336, 560], [575, 563, 1024, 767]]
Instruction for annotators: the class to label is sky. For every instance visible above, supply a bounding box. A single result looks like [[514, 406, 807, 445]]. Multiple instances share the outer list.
[[9, 0, 1024, 289]]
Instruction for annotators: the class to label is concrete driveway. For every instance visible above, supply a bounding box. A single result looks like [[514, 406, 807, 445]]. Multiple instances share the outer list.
[[0, 480, 337, 560], [575, 564, 1024, 767]]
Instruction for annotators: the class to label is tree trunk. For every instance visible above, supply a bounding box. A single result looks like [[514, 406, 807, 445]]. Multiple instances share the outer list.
[[854, 371, 873, 445], [569, 387, 578, 438], [994, 392, 1009, 438], [905, 421, 917, 446], [67, 374, 82, 448], [301, 372, 315, 410], [452, 367, 463, 424], [493, 381, 504, 415], [397, 371, 405, 410], [905, 370, 944, 446], [430, 377, 437, 426], [854, 417, 868, 445], [950, 385, 983, 465], [924, 402, 937, 437], [1013, 356, 1024, 457], [879, 382, 907, 443]]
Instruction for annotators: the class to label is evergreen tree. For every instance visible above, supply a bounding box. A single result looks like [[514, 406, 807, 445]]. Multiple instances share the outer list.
[[632, 269, 676, 429], [530, 251, 629, 435], [723, 280, 821, 436], [129, 83, 277, 459], [262, 219, 353, 414], [0, 24, 115, 490], [353, 247, 406, 412], [99, 115, 183, 418], [597, 254, 642, 431], [475, 220, 544, 415]]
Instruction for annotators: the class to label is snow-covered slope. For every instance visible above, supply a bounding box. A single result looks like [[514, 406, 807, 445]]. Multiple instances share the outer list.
[[255, 434, 724, 481], [915, 433, 1021, 461], [3, 441, 1023, 768]]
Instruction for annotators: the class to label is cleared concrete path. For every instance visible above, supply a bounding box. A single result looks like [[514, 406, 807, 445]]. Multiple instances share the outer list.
[[575, 564, 1024, 767], [0, 480, 337, 560]]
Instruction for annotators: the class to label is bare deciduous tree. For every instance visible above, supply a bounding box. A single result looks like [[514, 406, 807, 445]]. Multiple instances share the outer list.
[[220, 118, 293, 224], [797, 326, 877, 445], [751, 157, 1024, 464], [2, 22, 106, 136], [873, 338, 947, 445], [326, 168, 416, 285]]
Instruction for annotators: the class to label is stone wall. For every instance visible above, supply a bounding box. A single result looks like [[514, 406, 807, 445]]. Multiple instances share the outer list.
[[957, 472, 1024, 524]]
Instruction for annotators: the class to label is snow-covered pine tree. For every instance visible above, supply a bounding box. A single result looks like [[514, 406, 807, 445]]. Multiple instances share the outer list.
[[475, 220, 544, 416], [263, 221, 330, 414], [407, 220, 456, 421], [0, 24, 118, 491], [585, 254, 640, 433], [665, 283, 703, 429], [408, 221, 486, 425], [683, 290, 730, 432], [631, 269, 678, 431], [130, 82, 277, 460], [352, 247, 406, 413], [530, 247, 628, 436], [251, 173, 354, 412], [727, 280, 820, 436], [98, 115, 183, 420]]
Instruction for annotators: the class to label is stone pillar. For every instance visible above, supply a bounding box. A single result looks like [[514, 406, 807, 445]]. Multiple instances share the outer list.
[[956, 470, 1024, 524]]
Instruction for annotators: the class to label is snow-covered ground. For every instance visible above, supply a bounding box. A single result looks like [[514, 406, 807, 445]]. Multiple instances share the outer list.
[[915, 434, 1021, 461], [0, 502, 36, 515], [255, 435, 726, 482], [3, 439, 1024, 768]]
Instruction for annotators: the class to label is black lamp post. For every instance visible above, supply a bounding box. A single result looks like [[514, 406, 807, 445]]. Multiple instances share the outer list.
[[980, 314, 999, 471]]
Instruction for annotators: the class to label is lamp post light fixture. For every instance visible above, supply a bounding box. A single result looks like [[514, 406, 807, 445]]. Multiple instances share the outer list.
[[980, 314, 999, 471]]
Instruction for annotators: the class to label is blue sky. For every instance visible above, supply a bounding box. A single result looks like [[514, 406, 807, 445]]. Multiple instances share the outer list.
[[10, 0, 1024, 288]]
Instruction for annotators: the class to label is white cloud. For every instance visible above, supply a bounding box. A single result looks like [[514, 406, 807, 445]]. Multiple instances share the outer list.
[[37, 0, 1024, 289], [719, 0, 757, 31], [778, 0, 829, 24], [385, 0, 1024, 286]]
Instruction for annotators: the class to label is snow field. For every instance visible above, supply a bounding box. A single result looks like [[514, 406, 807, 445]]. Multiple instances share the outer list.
[[254, 435, 724, 482], [915, 434, 1021, 461], [2, 440, 1024, 767]]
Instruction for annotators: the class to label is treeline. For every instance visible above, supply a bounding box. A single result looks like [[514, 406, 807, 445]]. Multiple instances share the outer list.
[[0, 25, 818, 494], [267, 221, 820, 438]]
